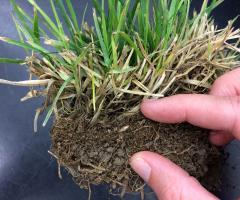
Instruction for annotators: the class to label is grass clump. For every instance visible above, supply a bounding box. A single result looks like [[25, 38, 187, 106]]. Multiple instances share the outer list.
[[0, 0, 240, 129]]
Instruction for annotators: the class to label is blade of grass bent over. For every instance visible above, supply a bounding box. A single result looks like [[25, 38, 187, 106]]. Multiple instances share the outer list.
[[0, 58, 25, 64], [0, 36, 48, 53]]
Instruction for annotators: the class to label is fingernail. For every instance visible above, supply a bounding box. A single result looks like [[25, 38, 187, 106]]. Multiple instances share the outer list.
[[130, 156, 151, 182]]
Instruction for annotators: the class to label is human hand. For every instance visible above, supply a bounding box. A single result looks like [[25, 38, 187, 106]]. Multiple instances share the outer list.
[[130, 68, 240, 199]]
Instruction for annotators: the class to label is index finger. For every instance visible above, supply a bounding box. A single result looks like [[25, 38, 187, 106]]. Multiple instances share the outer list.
[[141, 94, 240, 137]]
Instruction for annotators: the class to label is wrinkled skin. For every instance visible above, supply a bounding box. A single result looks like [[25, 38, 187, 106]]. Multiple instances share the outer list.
[[130, 68, 240, 200]]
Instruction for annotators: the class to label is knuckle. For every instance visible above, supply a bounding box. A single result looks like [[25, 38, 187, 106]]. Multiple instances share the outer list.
[[211, 77, 231, 96], [210, 78, 223, 95], [213, 77, 223, 88]]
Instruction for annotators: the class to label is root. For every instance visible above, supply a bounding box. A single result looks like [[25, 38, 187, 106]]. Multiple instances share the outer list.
[[48, 151, 62, 179], [162, 145, 194, 156], [88, 182, 92, 200], [140, 187, 145, 200], [120, 178, 129, 199]]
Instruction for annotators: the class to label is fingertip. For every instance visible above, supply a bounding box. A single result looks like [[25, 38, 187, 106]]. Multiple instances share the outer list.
[[140, 99, 159, 120], [130, 151, 146, 164], [209, 135, 226, 146], [140, 99, 149, 116], [130, 151, 155, 166], [131, 150, 149, 157], [129, 151, 152, 183], [130, 151, 218, 200], [131, 151, 190, 183], [209, 131, 233, 146]]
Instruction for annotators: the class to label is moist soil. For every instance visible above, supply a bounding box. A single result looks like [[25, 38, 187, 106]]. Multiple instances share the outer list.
[[51, 112, 222, 195]]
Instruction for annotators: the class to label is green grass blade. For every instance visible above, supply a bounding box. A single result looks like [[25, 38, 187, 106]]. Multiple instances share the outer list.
[[178, 0, 190, 39], [33, 7, 40, 44], [13, 18, 33, 41], [28, 0, 63, 40], [206, 0, 223, 14], [0, 58, 25, 64], [140, 0, 150, 48], [127, 0, 140, 28], [0, 35, 50, 55], [12, 16, 30, 54], [81, 4, 88, 30], [43, 75, 73, 127], [10, 0, 46, 36], [55, 0, 82, 46], [0, 36, 37, 51], [115, 32, 142, 58], [27, 41, 49, 54], [111, 35, 118, 67], [117, 0, 131, 33], [101, 1, 109, 48], [72, 46, 89, 94], [92, 0, 102, 15], [50, 0, 65, 36], [116, 1, 123, 19], [12, 16, 25, 43], [93, 9, 111, 69], [107, 0, 117, 30], [66, 0, 80, 32], [55, 0, 74, 31], [114, 0, 131, 44], [10, 0, 36, 39]]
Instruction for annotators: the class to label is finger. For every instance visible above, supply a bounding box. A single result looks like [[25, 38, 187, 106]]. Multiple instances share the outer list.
[[210, 67, 240, 96], [141, 95, 240, 139], [209, 131, 234, 146], [130, 152, 218, 200]]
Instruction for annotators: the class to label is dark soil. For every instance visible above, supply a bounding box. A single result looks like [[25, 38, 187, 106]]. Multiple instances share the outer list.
[[51, 113, 222, 195]]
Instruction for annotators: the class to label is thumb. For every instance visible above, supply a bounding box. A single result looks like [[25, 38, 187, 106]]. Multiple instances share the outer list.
[[130, 151, 219, 200]]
